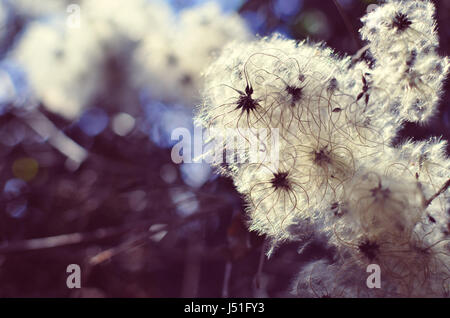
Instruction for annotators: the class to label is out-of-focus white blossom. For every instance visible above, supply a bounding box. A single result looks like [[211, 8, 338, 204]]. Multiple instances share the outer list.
[[133, 2, 252, 106], [12, 19, 103, 119], [81, 0, 174, 48], [12, 0, 251, 118]]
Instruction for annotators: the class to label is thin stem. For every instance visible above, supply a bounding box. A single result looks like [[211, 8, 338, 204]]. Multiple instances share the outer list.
[[255, 240, 267, 289], [0, 209, 217, 254], [222, 261, 233, 297], [425, 179, 450, 207]]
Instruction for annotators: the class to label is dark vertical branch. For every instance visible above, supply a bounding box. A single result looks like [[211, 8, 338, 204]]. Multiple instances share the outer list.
[[222, 261, 233, 297], [425, 179, 450, 207], [181, 226, 204, 297], [332, 0, 362, 51]]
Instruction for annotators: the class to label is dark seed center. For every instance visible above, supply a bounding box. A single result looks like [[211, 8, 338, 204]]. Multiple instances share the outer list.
[[270, 172, 291, 190], [358, 240, 379, 261], [392, 13, 412, 32]]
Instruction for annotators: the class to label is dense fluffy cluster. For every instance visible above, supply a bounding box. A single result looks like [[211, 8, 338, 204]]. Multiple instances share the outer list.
[[360, 0, 448, 123], [11, 0, 251, 119], [195, 0, 449, 297]]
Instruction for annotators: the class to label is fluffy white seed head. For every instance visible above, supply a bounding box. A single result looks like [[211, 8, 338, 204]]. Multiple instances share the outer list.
[[339, 171, 425, 241], [360, 0, 438, 60], [12, 20, 104, 119], [360, 0, 449, 123]]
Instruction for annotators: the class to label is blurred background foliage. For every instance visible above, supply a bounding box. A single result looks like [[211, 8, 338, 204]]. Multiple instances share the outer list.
[[0, 0, 448, 297]]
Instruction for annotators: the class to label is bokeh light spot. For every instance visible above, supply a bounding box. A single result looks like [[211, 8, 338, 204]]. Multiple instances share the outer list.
[[160, 164, 178, 184], [3, 178, 28, 218], [180, 163, 212, 188], [112, 112, 135, 136], [78, 108, 109, 136], [273, 0, 303, 19], [12, 157, 39, 181]]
